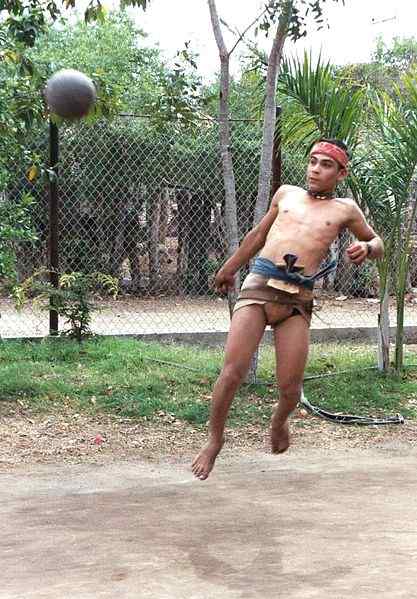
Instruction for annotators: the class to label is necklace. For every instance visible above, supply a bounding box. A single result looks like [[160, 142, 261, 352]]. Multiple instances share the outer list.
[[308, 189, 335, 200]]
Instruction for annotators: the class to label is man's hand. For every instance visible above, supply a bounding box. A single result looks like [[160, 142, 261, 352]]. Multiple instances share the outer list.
[[214, 268, 235, 294], [346, 241, 369, 265]]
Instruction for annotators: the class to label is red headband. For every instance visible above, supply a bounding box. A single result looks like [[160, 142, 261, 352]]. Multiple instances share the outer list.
[[310, 142, 349, 168]]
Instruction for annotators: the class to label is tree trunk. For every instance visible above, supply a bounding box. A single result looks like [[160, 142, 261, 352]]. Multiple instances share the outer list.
[[247, 4, 292, 384], [208, 0, 240, 314], [395, 195, 417, 373], [176, 188, 189, 290], [252, 1, 293, 226], [185, 192, 211, 295], [395, 263, 407, 373], [377, 284, 390, 372], [159, 187, 170, 245], [147, 191, 160, 293]]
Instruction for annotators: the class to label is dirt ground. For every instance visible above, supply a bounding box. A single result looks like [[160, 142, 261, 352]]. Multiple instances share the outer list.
[[1, 400, 416, 472], [2, 406, 417, 599]]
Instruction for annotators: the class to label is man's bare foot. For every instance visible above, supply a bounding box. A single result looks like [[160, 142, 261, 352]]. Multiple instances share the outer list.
[[191, 440, 224, 480], [270, 417, 290, 454]]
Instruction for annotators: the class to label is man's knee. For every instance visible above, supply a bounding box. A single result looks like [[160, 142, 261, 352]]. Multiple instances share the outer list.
[[279, 380, 303, 401], [221, 363, 247, 388]]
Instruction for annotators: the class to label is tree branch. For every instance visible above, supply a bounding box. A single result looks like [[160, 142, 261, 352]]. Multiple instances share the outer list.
[[229, 7, 268, 56]]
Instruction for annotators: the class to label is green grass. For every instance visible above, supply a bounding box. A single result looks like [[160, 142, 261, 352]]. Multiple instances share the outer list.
[[0, 337, 416, 426]]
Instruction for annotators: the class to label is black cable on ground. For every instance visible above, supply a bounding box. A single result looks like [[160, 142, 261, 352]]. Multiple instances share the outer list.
[[299, 391, 405, 426], [299, 365, 416, 426]]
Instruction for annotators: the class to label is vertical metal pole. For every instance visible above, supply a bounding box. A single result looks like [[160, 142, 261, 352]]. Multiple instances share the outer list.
[[271, 105, 282, 195], [48, 120, 59, 335]]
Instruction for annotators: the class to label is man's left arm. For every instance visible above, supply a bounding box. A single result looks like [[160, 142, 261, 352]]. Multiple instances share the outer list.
[[346, 203, 384, 265]]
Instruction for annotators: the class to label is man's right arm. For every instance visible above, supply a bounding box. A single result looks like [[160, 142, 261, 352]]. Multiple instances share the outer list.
[[215, 187, 285, 293]]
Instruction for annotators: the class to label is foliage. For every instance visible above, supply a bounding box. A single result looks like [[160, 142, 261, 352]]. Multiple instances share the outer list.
[[347, 74, 417, 372], [14, 269, 118, 341], [256, 0, 345, 41], [0, 29, 45, 163], [0, 3, 52, 285], [278, 52, 365, 150], [0, 191, 38, 283], [0, 0, 59, 46], [142, 41, 205, 129], [1, 5, 208, 289], [0, 0, 149, 30], [373, 78, 417, 371], [337, 36, 417, 97], [2, 7, 207, 128], [0, 1, 153, 168], [0, 0, 138, 132], [0, 28, 42, 287], [28, 12, 162, 119], [373, 35, 417, 73]]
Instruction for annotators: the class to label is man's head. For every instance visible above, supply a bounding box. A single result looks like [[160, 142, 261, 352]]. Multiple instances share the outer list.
[[307, 138, 349, 196]]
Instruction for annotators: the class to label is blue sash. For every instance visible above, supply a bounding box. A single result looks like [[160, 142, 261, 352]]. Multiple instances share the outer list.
[[251, 255, 337, 291]]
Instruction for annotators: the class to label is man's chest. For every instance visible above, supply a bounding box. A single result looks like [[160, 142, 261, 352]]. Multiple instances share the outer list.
[[273, 197, 347, 235]]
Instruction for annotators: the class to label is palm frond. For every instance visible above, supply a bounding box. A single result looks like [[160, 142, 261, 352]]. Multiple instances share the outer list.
[[371, 85, 417, 202], [278, 51, 365, 149]]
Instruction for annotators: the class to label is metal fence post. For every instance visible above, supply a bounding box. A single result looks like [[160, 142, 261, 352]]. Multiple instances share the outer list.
[[48, 120, 59, 335]]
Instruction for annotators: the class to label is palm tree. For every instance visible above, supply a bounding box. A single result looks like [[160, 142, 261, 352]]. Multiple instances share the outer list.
[[277, 53, 369, 310], [348, 142, 397, 372], [278, 53, 417, 373], [369, 77, 417, 372]]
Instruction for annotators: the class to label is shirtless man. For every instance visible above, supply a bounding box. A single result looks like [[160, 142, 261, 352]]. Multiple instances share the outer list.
[[192, 139, 384, 480]]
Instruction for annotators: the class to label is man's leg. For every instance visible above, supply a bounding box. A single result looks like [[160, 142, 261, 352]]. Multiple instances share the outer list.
[[192, 305, 266, 480], [271, 314, 310, 453]]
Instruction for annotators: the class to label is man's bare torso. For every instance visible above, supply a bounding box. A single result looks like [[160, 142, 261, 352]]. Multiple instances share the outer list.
[[260, 185, 354, 274]]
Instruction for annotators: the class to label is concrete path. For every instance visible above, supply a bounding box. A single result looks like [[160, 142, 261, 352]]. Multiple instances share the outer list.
[[2, 296, 417, 339], [2, 448, 417, 598]]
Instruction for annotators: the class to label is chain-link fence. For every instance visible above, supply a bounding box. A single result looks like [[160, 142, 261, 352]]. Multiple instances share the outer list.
[[1, 115, 417, 339]]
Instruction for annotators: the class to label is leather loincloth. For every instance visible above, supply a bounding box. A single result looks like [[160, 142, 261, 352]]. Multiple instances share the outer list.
[[234, 273, 313, 327]]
